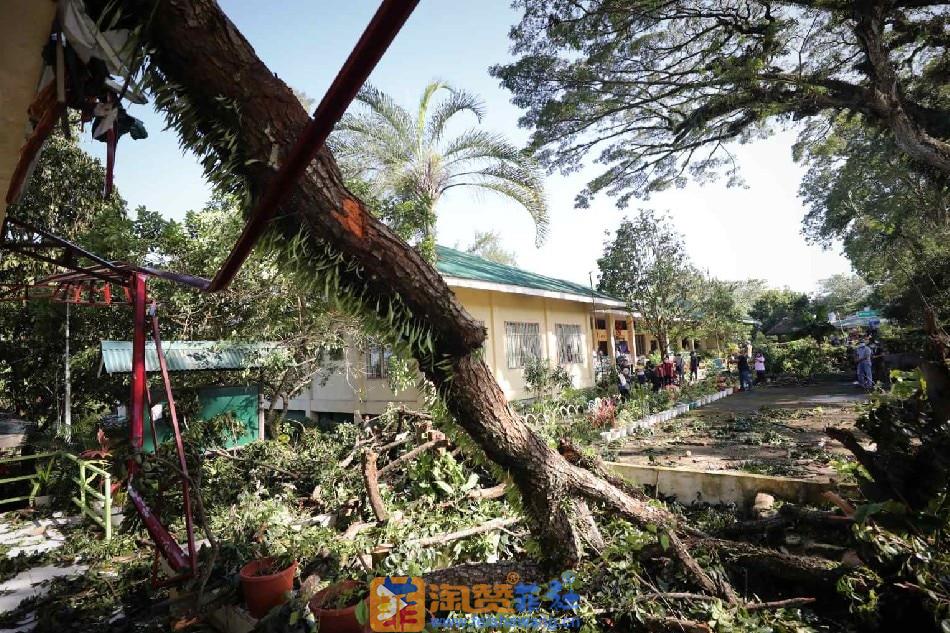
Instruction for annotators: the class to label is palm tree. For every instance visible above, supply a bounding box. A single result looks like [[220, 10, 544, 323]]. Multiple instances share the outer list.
[[331, 81, 548, 257]]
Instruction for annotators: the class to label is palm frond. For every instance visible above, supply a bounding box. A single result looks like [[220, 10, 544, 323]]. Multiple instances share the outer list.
[[444, 158, 549, 247], [426, 87, 484, 145], [416, 80, 451, 141]]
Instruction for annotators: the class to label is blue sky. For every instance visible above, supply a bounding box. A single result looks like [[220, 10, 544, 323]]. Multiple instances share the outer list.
[[81, 0, 851, 292]]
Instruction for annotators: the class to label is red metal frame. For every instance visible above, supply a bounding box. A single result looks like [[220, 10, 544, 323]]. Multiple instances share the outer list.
[[0, 0, 419, 582], [207, 0, 419, 291]]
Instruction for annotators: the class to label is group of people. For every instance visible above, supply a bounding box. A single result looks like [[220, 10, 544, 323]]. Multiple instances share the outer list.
[[733, 349, 766, 392], [617, 351, 701, 401]]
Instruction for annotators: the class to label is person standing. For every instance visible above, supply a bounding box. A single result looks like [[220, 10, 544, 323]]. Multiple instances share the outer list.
[[674, 353, 685, 385], [689, 350, 699, 382], [636, 363, 647, 387], [737, 351, 752, 391], [662, 355, 675, 387], [754, 351, 766, 385], [646, 361, 661, 393], [618, 368, 631, 402], [855, 339, 873, 389]]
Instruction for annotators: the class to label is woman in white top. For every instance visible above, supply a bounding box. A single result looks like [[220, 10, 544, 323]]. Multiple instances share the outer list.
[[754, 352, 766, 384]]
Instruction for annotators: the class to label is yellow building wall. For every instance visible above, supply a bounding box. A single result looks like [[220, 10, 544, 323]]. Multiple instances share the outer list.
[[451, 287, 596, 401], [305, 286, 600, 414]]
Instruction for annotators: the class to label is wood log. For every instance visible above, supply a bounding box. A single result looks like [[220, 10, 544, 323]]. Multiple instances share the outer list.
[[362, 450, 389, 523]]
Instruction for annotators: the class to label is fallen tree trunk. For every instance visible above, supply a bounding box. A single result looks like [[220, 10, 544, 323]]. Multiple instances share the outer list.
[[140, 0, 716, 587]]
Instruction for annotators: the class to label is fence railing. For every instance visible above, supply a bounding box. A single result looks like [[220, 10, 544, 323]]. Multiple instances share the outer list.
[[0, 451, 113, 540], [0, 451, 59, 507], [60, 453, 113, 540]]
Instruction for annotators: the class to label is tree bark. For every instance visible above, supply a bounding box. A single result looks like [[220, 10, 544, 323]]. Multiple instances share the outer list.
[[142, 0, 683, 571], [852, 1, 950, 173]]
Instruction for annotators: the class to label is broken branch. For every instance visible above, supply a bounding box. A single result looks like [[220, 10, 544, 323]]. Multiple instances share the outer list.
[[362, 450, 389, 523]]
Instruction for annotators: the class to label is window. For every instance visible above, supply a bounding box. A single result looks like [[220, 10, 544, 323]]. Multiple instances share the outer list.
[[555, 323, 583, 364], [615, 319, 627, 331], [365, 343, 392, 379], [505, 322, 541, 369], [635, 334, 646, 355], [594, 318, 607, 330]]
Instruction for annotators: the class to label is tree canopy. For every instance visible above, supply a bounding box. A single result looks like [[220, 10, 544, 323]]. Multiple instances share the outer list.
[[597, 209, 699, 352], [331, 80, 549, 256], [492, 0, 950, 207], [0, 131, 358, 431], [800, 116, 950, 324]]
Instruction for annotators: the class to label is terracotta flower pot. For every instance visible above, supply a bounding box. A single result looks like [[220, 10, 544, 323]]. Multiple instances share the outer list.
[[240, 557, 297, 619], [309, 580, 368, 633]]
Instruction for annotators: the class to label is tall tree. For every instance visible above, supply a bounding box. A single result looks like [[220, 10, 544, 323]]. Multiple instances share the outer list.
[[697, 278, 748, 354], [331, 81, 549, 258], [491, 0, 950, 207], [597, 209, 699, 352], [137, 1, 731, 589], [0, 131, 139, 424], [814, 273, 872, 316], [459, 230, 517, 266], [749, 288, 812, 334]]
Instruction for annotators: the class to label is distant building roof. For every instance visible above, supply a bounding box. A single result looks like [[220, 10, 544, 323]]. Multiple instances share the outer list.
[[435, 246, 625, 307], [100, 340, 281, 375]]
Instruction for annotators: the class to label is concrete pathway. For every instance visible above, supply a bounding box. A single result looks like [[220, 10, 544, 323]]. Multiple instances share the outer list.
[[614, 376, 867, 480], [0, 512, 86, 625]]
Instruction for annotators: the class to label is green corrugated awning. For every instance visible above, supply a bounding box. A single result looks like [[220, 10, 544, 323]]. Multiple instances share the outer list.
[[100, 340, 282, 374], [435, 245, 623, 304]]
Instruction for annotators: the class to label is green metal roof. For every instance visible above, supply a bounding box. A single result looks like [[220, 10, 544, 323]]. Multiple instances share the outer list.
[[100, 340, 281, 375], [435, 246, 621, 303]]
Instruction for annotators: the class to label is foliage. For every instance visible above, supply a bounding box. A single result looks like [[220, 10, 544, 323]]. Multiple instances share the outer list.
[[523, 357, 573, 407], [492, 0, 950, 207], [598, 209, 701, 352], [814, 273, 872, 317], [749, 288, 812, 336], [458, 230, 517, 266], [800, 118, 950, 328], [752, 335, 845, 377], [0, 131, 142, 426], [330, 80, 549, 253], [695, 277, 751, 353]]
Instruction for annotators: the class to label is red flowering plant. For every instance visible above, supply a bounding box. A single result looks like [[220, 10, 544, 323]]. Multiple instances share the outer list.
[[588, 397, 618, 428]]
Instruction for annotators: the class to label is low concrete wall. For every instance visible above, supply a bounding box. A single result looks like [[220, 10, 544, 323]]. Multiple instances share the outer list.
[[607, 461, 857, 507]]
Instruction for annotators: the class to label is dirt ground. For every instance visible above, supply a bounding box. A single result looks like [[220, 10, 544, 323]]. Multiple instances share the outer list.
[[613, 377, 868, 480]]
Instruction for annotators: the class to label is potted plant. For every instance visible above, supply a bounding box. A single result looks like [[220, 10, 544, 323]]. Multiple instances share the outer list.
[[309, 579, 369, 633], [240, 552, 299, 619], [30, 459, 56, 507]]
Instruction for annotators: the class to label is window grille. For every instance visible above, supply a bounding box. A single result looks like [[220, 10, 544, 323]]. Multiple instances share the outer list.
[[365, 343, 391, 379], [555, 323, 583, 364], [504, 322, 541, 369]]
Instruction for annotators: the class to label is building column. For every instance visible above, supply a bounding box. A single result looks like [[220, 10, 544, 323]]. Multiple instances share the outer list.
[[607, 313, 617, 365], [629, 317, 638, 358]]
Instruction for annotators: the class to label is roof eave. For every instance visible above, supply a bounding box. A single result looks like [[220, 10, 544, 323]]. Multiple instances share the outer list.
[[444, 276, 627, 309]]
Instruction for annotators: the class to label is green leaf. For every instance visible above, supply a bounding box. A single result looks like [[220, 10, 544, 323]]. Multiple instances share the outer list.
[[659, 533, 670, 551], [461, 473, 480, 492], [355, 598, 369, 625], [434, 480, 455, 495]]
